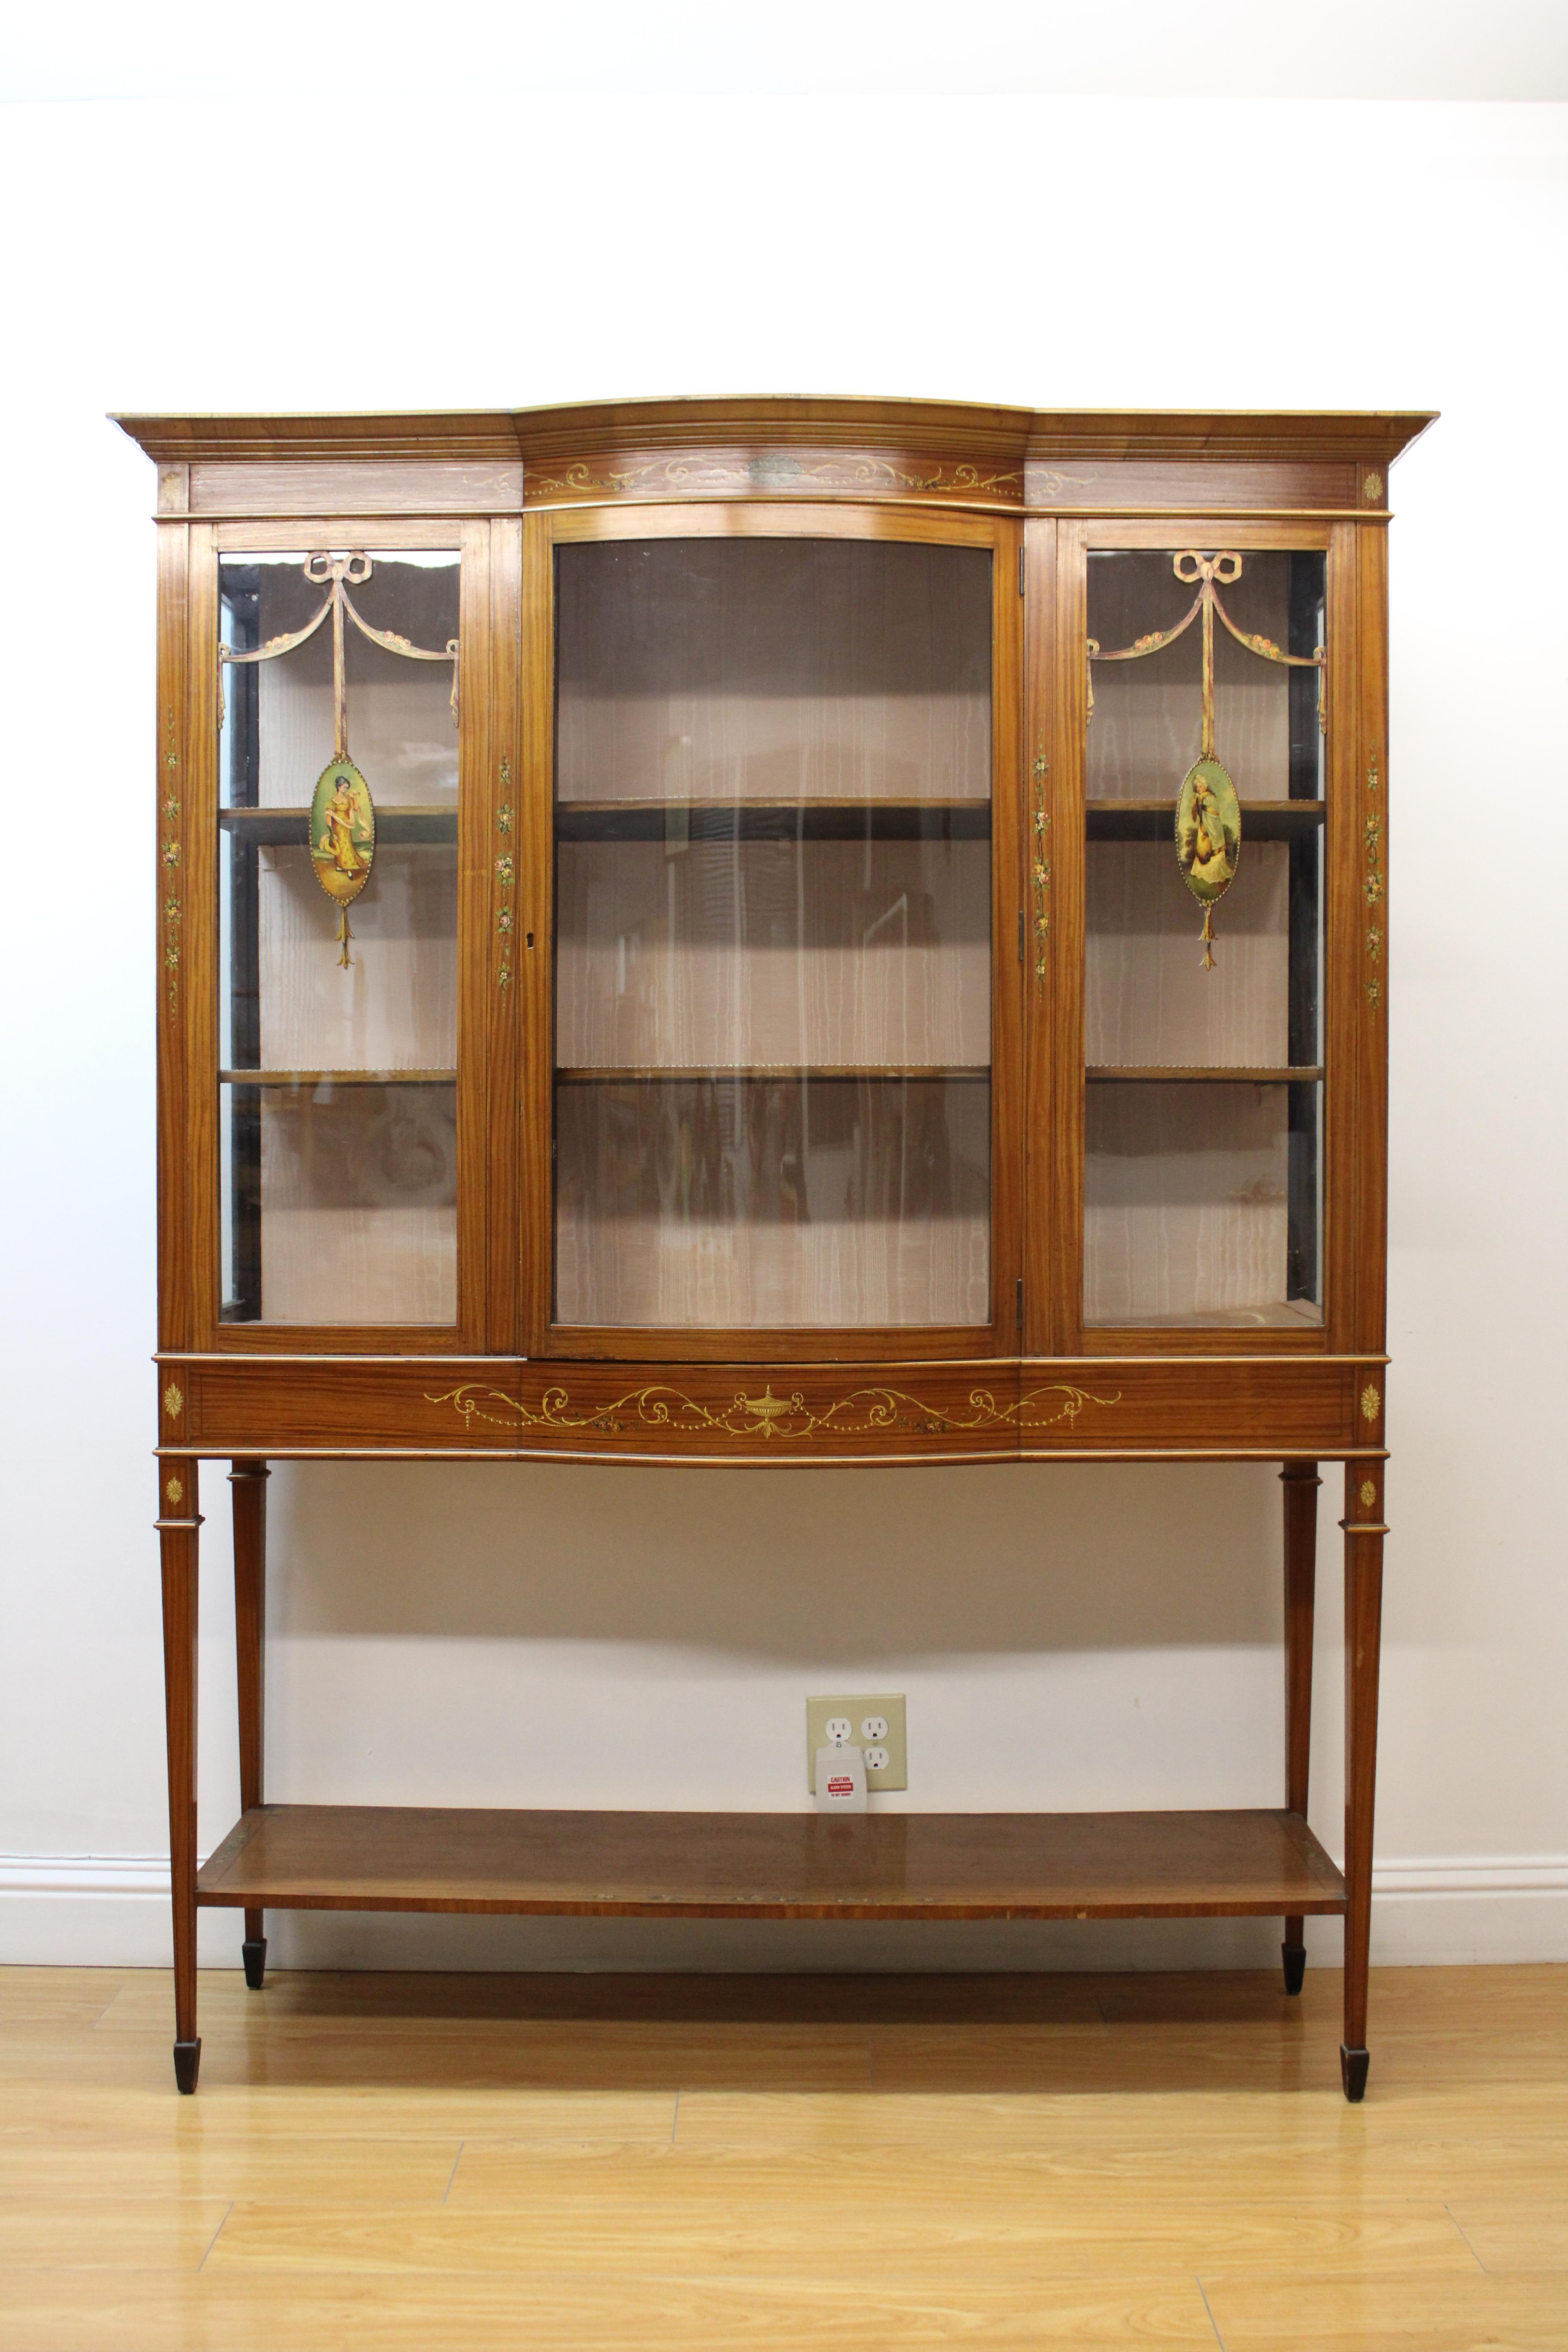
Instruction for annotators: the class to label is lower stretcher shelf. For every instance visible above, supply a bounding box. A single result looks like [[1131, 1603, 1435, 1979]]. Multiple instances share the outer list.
[[196, 1804, 1348, 1922]]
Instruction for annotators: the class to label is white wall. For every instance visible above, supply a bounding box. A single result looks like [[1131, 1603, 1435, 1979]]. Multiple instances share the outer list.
[[1, 93, 1564, 1973]]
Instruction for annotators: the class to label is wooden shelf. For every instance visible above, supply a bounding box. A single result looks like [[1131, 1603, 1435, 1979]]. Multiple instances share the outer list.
[[196, 1805, 1348, 1922], [219, 805, 457, 846], [1087, 799, 1325, 843], [557, 799, 992, 843], [220, 1069, 457, 1086], [556, 1065, 990, 1084], [1087, 1066, 1323, 1085]]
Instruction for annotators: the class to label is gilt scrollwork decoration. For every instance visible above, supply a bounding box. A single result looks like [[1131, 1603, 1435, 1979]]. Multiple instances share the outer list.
[[218, 552, 459, 968], [1087, 550, 1327, 968], [496, 752, 515, 993], [1364, 748, 1384, 1007], [426, 1380, 1122, 1445], [161, 712, 181, 1008], [1031, 737, 1051, 985]]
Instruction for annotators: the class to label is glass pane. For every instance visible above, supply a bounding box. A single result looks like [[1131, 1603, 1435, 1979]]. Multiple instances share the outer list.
[[218, 550, 461, 1325], [1083, 548, 1325, 1328], [556, 1074, 990, 1327], [220, 1081, 457, 1326], [1085, 1080, 1321, 1329], [221, 553, 460, 808], [553, 539, 994, 1329], [1087, 549, 1325, 803]]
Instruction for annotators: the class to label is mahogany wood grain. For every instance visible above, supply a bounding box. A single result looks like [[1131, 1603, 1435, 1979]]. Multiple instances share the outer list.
[[117, 405, 1436, 510], [1341, 1455, 1387, 2100], [1020, 515, 1058, 1355], [1048, 523, 1089, 1351], [212, 515, 483, 554], [160, 1351, 1385, 1463], [154, 523, 192, 1355], [195, 1803, 1348, 1920], [116, 412, 524, 462], [543, 500, 1011, 553], [229, 1462, 269, 1980], [183, 527, 222, 1348], [518, 511, 555, 1357], [1323, 520, 1363, 1352], [157, 1458, 201, 2091], [1354, 522, 1391, 1361], [187, 459, 524, 517], [525, 447, 1025, 509], [1026, 459, 1358, 512], [484, 517, 522, 1354], [452, 521, 492, 1355], [1280, 1461, 1321, 1991], [988, 518, 1026, 1352]]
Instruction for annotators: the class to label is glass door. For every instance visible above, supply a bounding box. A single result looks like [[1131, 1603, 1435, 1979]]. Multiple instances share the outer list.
[[548, 526, 1006, 1341], [1080, 536, 1328, 1332], [216, 544, 465, 1330]]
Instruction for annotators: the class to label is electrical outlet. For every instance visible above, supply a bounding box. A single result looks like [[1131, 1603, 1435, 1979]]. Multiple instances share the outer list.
[[806, 1694, 906, 1792]]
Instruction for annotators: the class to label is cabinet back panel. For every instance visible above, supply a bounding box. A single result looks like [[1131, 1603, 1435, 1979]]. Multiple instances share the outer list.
[[556, 539, 992, 805], [1085, 842, 1289, 1068], [556, 837, 991, 1072]]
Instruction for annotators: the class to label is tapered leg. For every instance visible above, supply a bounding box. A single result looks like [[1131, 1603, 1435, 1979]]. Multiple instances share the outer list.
[[1280, 1461, 1320, 1994], [158, 1459, 202, 2094], [230, 1468, 270, 1985], [1341, 1458, 1387, 2102], [230, 1461, 270, 1990]]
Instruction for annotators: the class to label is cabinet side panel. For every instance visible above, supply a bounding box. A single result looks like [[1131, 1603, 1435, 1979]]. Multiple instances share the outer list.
[[1323, 523, 1363, 1349], [1354, 521, 1390, 1357], [185, 529, 220, 1343], [156, 523, 194, 1352]]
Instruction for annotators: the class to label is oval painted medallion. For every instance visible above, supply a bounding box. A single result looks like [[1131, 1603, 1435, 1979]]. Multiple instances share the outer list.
[[309, 758, 376, 908], [1175, 756, 1241, 907]]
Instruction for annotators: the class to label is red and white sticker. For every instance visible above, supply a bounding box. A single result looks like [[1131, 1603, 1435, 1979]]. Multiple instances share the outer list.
[[827, 1775, 854, 1797]]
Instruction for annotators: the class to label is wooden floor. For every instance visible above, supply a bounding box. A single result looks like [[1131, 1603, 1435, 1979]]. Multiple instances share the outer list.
[[1, 1964, 1564, 2350]]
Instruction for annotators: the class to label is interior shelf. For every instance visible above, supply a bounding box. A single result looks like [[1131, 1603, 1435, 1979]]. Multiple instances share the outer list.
[[219, 1069, 457, 1086], [1086, 1066, 1323, 1085], [555, 1065, 990, 1084], [220, 805, 457, 845], [557, 799, 992, 843], [196, 1804, 1349, 1922], [1087, 799, 1325, 842]]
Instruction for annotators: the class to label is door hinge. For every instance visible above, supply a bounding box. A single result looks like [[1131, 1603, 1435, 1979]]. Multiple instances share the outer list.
[[1017, 907, 1025, 962], [1018, 547, 1027, 596], [1016, 1276, 1024, 1329]]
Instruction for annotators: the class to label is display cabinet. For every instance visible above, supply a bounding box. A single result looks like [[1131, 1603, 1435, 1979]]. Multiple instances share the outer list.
[[121, 397, 1431, 2097]]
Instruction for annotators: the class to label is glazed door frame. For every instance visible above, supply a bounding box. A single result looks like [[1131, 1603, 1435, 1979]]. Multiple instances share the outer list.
[[1028, 513, 1373, 1359], [519, 499, 1026, 1364], [165, 515, 500, 1359]]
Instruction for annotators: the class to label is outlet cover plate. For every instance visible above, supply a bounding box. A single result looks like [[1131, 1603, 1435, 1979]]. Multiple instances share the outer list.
[[806, 1694, 906, 1792]]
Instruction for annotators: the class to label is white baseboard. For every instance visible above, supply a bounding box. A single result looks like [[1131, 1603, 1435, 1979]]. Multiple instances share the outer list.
[[4, 1850, 1566, 1972]]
